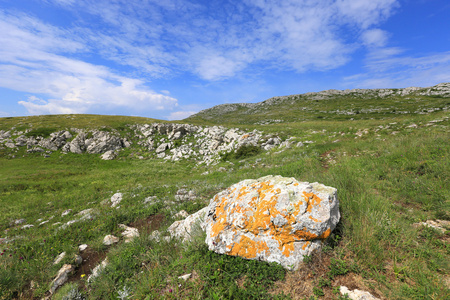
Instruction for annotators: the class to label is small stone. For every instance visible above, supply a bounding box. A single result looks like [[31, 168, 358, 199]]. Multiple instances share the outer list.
[[79, 244, 88, 252], [21, 224, 34, 229], [119, 224, 139, 243], [340, 286, 380, 300], [111, 193, 123, 208], [14, 219, 26, 225], [74, 254, 83, 265], [103, 235, 119, 245], [53, 252, 66, 265], [178, 273, 192, 281], [61, 209, 72, 217]]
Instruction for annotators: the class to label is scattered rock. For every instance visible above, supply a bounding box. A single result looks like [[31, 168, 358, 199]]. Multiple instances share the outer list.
[[111, 193, 123, 208], [204, 175, 340, 270], [50, 264, 74, 294], [79, 244, 88, 252], [413, 219, 449, 233], [53, 252, 66, 265], [340, 286, 380, 300], [175, 189, 196, 201], [14, 219, 26, 225], [103, 235, 119, 246], [101, 150, 117, 160], [178, 273, 192, 281], [21, 224, 34, 229], [168, 207, 209, 242], [74, 254, 83, 266], [88, 258, 108, 283], [119, 224, 139, 243], [61, 209, 72, 217]]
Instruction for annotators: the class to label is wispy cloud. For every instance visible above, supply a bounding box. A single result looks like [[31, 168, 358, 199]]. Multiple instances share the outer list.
[[345, 50, 450, 88], [39, 0, 401, 80]]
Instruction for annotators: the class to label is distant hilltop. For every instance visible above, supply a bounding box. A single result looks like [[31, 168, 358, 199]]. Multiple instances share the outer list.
[[187, 83, 450, 125]]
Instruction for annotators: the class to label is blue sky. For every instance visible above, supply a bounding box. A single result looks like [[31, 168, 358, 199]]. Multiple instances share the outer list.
[[0, 0, 449, 120]]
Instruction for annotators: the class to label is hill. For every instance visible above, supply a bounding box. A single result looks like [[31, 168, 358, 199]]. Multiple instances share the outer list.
[[187, 83, 450, 125], [0, 85, 449, 299]]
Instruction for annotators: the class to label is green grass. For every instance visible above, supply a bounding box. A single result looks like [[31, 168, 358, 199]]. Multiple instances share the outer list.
[[0, 108, 449, 299]]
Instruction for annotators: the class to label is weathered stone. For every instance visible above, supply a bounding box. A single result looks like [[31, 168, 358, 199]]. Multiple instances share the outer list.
[[175, 189, 196, 201], [204, 175, 339, 270], [178, 273, 192, 281], [168, 207, 209, 242], [156, 142, 170, 154], [413, 219, 449, 233], [340, 286, 380, 300], [119, 224, 139, 242], [111, 193, 123, 208], [50, 264, 74, 294], [103, 235, 119, 245], [61, 209, 72, 217], [88, 258, 108, 283], [101, 150, 117, 160], [53, 252, 66, 265], [74, 254, 83, 265], [79, 244, 88, 252]]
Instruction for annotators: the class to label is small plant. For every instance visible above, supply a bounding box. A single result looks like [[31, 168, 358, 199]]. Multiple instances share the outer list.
[[328, 258, 348, 279], [303, 255, 312, 264], [25, 127, 56, 138], [312, 286, 324, 297]]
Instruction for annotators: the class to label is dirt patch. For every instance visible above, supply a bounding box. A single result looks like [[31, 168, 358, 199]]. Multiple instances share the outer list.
[[68, 248, 108, 287], [130, 214, 166, 234], [319, 150, 336, 170]]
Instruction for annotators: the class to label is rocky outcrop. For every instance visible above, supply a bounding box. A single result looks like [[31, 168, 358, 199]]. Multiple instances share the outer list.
[[1, 122, 289, 165], [203, 175, 340, 270]]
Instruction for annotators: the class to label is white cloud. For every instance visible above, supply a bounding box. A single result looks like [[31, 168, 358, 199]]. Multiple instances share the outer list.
[[0, 9, 178, 116], [361, 29, 389, 48]]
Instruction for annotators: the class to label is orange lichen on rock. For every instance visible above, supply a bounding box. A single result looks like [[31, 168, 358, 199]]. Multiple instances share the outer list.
[[303, 191, 322, 213], [229, 235, 270, 259], [204, 175, 340, 270]]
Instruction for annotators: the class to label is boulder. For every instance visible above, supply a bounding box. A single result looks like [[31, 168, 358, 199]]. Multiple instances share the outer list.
[[204, 175, 339, 270]]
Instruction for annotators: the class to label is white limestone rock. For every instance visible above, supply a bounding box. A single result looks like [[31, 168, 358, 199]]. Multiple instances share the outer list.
[[101, 150, 117, 160], [111, 193, 123, 208], [119, 224, 139, 243], [103, 235, 119, 246], [340, 286, 380, 300], [50, 264, 74, 294], [53, 252, 66, 265], [204, 175, 340, 270], [168, 207, 209, 242]]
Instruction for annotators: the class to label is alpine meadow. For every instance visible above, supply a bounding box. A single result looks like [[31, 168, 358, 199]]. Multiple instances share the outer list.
[[0, 83, 449, 300]]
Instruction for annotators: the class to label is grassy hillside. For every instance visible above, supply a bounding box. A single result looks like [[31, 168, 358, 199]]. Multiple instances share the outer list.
[[187, 83, 450, 125], [0, 93, 449, 299]]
